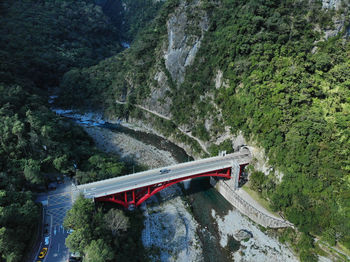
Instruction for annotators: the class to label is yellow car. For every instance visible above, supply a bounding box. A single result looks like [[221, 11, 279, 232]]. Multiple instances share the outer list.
[[38, 247, 48, 259]]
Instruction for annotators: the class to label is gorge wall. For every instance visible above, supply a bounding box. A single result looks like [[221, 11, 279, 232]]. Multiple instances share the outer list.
[[58, 0, 350, 259]]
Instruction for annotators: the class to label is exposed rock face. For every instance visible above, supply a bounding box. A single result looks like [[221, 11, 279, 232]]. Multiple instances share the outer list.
[[141, 0, 209, 119], [146, 71, 173, 118], [234, 229, 253, 241], [324, 16, 346, 39], [319, 0, 349, 39], [322, 0, 342, 9], [215, 70, 223, 89], [164, 0, 209, 84]]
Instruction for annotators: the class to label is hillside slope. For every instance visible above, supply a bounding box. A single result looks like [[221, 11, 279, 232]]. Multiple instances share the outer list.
[[58, 0, 350, 260]]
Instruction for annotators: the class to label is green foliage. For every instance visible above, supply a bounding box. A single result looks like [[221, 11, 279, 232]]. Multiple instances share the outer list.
[[297, 233, 318, 262], [121, 0, 164, 41], [209, 139, 235, 156], [84, 239, 114, 262], [249, 171, 267, 192], [172, 0, 350, 252], [0, 184, 40, 261], [76, 153, 126, 184], [64, 196, 147, 261], [64, 196, 95, 231], [23, 159, 43, 185], [226, 235, 240, 253], [58, 0, 180, 110], [321, 227, 337, 246], [0, 0, 122, 89]]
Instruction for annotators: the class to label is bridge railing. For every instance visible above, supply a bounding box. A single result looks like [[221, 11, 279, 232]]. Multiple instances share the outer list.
[[77, 152, 250, 188]]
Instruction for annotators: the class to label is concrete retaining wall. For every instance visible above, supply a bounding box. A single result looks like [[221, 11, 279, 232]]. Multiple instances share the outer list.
[[211, 177, 294, 229]]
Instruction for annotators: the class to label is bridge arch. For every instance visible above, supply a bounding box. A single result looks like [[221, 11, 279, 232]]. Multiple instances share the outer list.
[[95, 167, 233, 208]]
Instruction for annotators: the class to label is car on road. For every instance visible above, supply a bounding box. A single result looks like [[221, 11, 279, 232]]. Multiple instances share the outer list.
[[44, 236, 50, 246], [38, 247, 48, 259], [68, 257, 81, 262], [68, 252, 81, 261], [57, 177, 64, 184], [160, 168, 171, 174]]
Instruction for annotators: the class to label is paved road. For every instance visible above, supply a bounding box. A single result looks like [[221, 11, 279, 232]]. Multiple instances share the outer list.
[[35, 179, 72, 262], [78, 152, 250, 199]]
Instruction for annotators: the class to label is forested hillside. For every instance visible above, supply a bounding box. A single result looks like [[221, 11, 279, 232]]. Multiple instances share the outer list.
[[58, 0, 350, 260], [0, 0, 153, 260]]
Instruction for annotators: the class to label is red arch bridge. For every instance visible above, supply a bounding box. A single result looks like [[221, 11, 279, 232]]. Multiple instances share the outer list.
[[76, 151, 250, 208]]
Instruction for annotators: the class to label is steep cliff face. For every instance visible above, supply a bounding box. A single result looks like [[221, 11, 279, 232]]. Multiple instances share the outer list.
[[140, 0, 209, 119], [95, 0, 164, 42], [164, 0, 209, 84], [320, 0, 349, 39]]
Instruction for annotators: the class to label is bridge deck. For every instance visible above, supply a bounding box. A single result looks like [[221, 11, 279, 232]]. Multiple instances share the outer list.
[[77, 152, 250, 199]]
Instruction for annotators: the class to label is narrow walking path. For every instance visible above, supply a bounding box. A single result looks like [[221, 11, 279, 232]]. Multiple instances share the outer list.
[[115, 100, 210, 154], [219, 180, 293, 228]]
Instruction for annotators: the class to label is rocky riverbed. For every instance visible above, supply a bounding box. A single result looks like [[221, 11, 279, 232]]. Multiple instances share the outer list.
[[83, 126, 204, 261], [52, 110, 298, 261], [83, 126, 177, 169], [84, 123, 298, 262]]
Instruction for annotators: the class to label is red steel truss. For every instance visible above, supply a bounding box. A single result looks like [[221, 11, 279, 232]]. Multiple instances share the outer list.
[[95, 165, 247, 208]]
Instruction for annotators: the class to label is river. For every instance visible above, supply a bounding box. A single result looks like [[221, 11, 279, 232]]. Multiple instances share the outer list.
[[53, 109, 298, 262], [103, 122, 236, 262]]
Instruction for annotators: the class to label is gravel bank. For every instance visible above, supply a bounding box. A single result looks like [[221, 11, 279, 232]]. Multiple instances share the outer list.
[[83, 126, 177, 169], [213, 209, 297, 262], [142, 185, 203, 262]]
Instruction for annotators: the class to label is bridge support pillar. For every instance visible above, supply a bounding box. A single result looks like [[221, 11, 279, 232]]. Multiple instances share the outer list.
[[232, 161, 240, 190]]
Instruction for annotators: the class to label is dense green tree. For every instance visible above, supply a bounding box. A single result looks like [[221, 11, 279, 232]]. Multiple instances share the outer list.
[[64, 195, 146, 260], [249, 171, 266, 192], [0, 0, 122, 89], [104, 209, 129, 236], [23, 159, 43, 185], [84, 239, 114, 262]]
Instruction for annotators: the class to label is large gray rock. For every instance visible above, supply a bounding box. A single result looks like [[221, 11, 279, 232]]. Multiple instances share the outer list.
[[141, 0, 209, 119], [322, 0, 342, 9], [164, 0, 209, 84], [234, 229, 253, 241]]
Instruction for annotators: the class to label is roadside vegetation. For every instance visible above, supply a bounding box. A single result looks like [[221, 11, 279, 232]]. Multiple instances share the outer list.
[[63, 196, 146, 262]]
